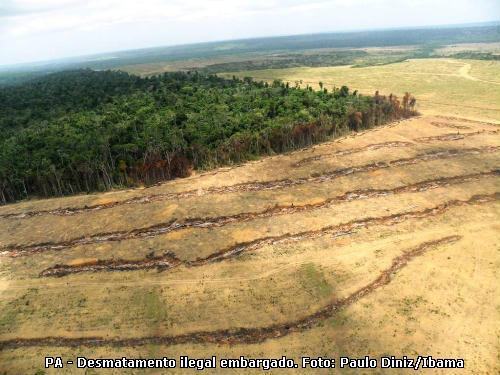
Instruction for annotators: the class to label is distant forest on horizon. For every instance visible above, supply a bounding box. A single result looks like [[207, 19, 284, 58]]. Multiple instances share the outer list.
[[0, 22, 498, 85]]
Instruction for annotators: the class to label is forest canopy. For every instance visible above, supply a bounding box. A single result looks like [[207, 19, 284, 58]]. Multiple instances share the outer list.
[[0, 69, 417, 203]]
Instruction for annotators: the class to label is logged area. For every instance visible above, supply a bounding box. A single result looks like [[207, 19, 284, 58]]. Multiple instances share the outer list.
[[2, 8, 500, 375], [0, 112, 499, 373]]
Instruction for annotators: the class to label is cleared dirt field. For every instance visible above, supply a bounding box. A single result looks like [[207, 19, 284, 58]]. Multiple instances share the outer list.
[[0, 113, 499, 374], [221, 59, 500, 123]]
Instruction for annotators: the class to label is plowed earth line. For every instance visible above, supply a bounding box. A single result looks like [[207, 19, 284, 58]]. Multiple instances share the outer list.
[[435, 115, 500, 126], [430, 121, 471, 130], [38, 189, 498, 276], [292, 141, 414, 166], [190, 193, 497, 265], [39, 253, 182, 277], [0, 236, 461, 349], [1, 146, 498, 220], [293, 131, 498, 167], [3, 169, 497, 258], [414, 130, 498, 143]]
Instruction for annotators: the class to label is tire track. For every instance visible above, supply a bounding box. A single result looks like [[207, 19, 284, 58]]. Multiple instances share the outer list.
[[457, 63, 500, 85], [37, 188, 498, 276], [1, 146, 498, 220], [0, 235, 461, 349]]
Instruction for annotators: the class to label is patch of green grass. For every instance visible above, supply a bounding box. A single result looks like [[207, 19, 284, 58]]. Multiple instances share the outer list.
[[397, 295, 427, 320], [299, 263, 333, 298], [0, 306, 18, 332], [0, 288, 39, 333], [328, 310, 349, 328], [132, 287, 168, 323]]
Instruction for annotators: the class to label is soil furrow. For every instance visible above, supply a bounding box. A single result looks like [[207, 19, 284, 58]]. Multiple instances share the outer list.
[[190, 193, 496, 265], [435, 115, 500, 126], [1, 146, 498, 220], [415, 130, 499, 143], [39, 252, 182, 277], [4, 170, 498, 258], [37, 188, 498, 276], [430, 121, 471, 130], [292, 141, 414, 166], [293, 131, 498, 167], [0, 235, 461, 349]]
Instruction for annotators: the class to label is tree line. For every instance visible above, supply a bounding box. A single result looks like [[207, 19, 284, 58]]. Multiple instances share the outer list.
[[0, 69, 417, 204]]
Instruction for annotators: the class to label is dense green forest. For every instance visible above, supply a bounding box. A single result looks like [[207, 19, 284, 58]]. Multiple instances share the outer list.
[[198, 47, 440, 73], [0, 70, 417, 204], [199, 51, 369, 74], [448, 52, 500, 60]]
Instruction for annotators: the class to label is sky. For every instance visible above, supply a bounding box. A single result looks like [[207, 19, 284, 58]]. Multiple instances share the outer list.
[[0, 0, 499, 66]]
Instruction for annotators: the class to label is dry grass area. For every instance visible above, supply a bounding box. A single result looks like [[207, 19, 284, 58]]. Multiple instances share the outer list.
[[0, 113, 498, 374], [435, 42, 500, 56], [221, 58, 500, 123], [118, 53, 266, 76]]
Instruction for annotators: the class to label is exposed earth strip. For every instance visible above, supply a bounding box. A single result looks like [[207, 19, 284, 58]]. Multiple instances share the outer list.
[[3, 169, 497, 258], [37, 191, 498, 276]]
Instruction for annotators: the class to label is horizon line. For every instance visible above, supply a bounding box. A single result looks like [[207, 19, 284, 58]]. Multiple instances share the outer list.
[[1, 19, 499, 70]]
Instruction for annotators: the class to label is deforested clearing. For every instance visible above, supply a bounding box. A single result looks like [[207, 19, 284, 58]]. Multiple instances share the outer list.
[[0, 110, 499, 373]]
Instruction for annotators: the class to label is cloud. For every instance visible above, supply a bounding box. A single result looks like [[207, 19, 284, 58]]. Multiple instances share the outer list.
[[2, 1, 219, 36], [1, 0, 498, 65], [0, 0, 333, 30], [0, 1, 477, 38], [0, 0, 82, 18]]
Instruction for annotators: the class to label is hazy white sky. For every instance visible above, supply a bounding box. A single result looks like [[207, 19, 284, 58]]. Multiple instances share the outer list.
[[0, 0, 499, 66]]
